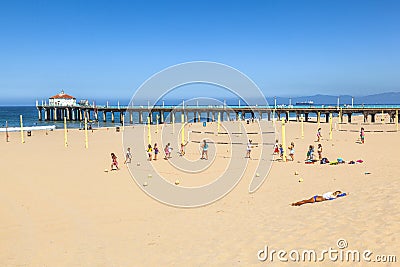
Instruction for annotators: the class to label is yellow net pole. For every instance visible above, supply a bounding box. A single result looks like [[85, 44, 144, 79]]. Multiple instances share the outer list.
[[238, 118, 241, 135], [396, 110, 398, 131], [20, 115, 25, 143], [122, 113, 125, 132], [84, 116, 88, 148], [64, 117, 68, 147], [329, 113, 333, 140], [181, 113, 185, 144], [172, 112, 175, 134], [301, 115, 304, 139], [217, 112, 220, 135], [156, 114, 159, 133], [317, 111, 320, 128], [272, 109, 275, 126], [147, 116, 151, 145], [281, 118, 286, 162]]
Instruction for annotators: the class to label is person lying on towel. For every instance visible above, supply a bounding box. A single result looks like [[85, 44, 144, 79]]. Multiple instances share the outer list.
[[291, 191, 347, 206]]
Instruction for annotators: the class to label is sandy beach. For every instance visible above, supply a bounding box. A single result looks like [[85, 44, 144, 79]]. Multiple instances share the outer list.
[[1, 117, 399, 266]]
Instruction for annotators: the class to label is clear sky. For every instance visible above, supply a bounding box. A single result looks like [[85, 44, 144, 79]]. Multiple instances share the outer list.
[[0, 0, 399, 104]]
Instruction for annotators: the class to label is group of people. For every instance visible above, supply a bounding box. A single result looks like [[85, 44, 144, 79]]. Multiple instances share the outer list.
[[273, 140, 295, 161], [109, 147, 132, 171], [305, 143, 323, 161]]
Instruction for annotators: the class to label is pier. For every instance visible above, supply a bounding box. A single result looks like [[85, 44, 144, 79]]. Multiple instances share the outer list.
[[35, 101, 400, 124]]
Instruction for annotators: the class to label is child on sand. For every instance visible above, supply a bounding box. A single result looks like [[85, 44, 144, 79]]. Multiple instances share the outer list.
[[201, 140, 209, 160], [124, 147, 132, 164], [153, 143, 159, 160], [360, 127, 365, 144], [167, 143, 173, 158], [246, 139, 254, 159], [273, 139, 279, 154], [147, 144, 153, 161], [111, 153, 119, 170], [316, 128, 322, 142], [291, 191, 347, 206], [306, 145, 314, 161], [279, 144, 284, 159], [180, 141, 188, 156], [164, 144, 169, 160], [288, 142, 295, 161], [317, 144, 322, 160]]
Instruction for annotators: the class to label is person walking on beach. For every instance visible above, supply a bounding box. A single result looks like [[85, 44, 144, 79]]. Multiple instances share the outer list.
[[288, 142, 295, 161], [291, 191, 347, 206], [167, 143, 173, 158], [316, 128, 322, 142], [245, 139, 256, 159], [111, 153, 119, 170], [164, 144, 169, 160], [279, 144, 284, 160], [153, 143, 159, 160], [180, 141, 188, 156], [147, 144, 153, 161], [124, 147, 132, 164], [360, 127, 365, 144], [306, 145, 314, 161], [273, 139, 279, 155], [317, 144, 323, 160], [201, 140, 209, 160]]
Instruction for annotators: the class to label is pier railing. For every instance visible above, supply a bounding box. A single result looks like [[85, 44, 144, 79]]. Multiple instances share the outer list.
[[35, 103, 400, 124]]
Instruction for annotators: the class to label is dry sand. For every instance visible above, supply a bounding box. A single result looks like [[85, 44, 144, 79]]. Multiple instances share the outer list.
[[1, 117, 399, 266]]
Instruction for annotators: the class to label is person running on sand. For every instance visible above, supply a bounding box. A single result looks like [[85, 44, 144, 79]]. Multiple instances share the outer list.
[[245, 139, 255, 159], [316, 128, 322, 142], [164, 144, 170, 160], [147, 144, 153, 161], [180, 141, 188, 156], [291, 191, 347, 206], [201, 140, 209, 160], [111, 153, 119, 170], [167, 143, 173, 158], [153, 143, 159, 160], [124, 147, 132, 164], [360, 127, 365, 144], [317, 144, 322, 160], [279, 144, 284, 159], [273, 139, 279, 154], [288, 142, 295, 161]]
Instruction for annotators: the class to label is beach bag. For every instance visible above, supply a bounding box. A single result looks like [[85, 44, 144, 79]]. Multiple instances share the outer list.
[[320, 158, 329, 164]]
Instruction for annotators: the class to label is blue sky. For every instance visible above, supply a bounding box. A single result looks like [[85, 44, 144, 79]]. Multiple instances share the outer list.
[[0, 0, 399, 105]]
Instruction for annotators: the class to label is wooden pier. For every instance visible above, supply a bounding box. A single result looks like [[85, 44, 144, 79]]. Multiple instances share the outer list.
[[35, 103, 400, 124]]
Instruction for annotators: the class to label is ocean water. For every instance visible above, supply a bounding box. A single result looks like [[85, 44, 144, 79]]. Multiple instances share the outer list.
[[0, 106, 264, 129], [0, 106, 128, 129], [0, 106, 285, 129]]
